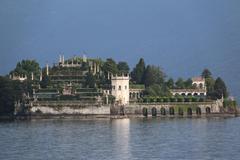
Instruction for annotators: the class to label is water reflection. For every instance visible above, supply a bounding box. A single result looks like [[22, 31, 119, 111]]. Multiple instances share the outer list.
[[111, 119, 131, 160]]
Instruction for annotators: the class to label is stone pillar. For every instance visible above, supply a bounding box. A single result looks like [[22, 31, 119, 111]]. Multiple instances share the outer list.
[[31, 72, 34, 80], [40, 70, 42, 81], [46, 63, 49, 76]]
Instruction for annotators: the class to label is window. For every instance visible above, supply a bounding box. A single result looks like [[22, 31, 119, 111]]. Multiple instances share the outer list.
[[118, 85, 121, 90], [112, 86, 115, 90], [125, 85, 127, 90]]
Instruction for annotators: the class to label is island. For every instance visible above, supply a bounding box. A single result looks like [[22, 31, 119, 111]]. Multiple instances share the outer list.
[[0, 55, 238, 119]]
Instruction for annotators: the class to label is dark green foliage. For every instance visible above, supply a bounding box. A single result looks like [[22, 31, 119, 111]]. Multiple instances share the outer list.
[[102, 58, 118, 74], [117, 61, 129, 74], [0, 77, 31, 115], [10, 60, 40, 80], [84, 73, 96, 88], [205, 77, 215, 94], [40, 76, 50, 88], [214, 77, 228, 98], [202, 69, 212, 79], [184, 78, 193, 89], [131, 58, 145, 84], [142, 65, 165, 87], [144, 84, 171, 97], [166, 78, 174, 89], [0, 77, 15, 115], [175, 78, 185, 89]]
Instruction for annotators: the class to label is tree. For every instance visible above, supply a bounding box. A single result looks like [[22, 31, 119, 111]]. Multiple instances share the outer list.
[[184, 78, 193, 89], [205, 77, 215, 94], [84, 73, 96, 88], [40, 76, 50, 88], [131, 58, 145, 84], [142, 65, 165, 87], [144, 84, 171, 97], [10, 60, 41, 80], [117, 61, 129, 74], [102, 58, 118, 75], [175, 78, 185, 89], [202, 69, 212, 79], [214, 77, 228, 98], [166, 78, 174, 89]]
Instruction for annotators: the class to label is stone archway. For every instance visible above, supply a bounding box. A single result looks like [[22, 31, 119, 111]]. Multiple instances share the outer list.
[[152, 107, 157, 117], [169, 107, 175, 115], [142, 107, 148, 117], [194, 93, 198, 96], [178, 107, 183, 116], [160, 108, 166, 115], [206, 107, 211, 114], [187, 108, 192, 115], [196, 107, 201, 115]]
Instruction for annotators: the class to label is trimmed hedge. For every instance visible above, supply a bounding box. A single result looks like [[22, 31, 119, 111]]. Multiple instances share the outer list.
[[141, 96, 206, 103]]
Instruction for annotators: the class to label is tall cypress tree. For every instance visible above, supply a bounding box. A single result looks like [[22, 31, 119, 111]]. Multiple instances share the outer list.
[[214, 77, 228, 98], [131, 58, 145, 84]]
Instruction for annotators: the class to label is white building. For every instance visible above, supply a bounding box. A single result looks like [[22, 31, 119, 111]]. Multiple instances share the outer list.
[[171, 76, 207, 96], [111, 74, 129, 105]]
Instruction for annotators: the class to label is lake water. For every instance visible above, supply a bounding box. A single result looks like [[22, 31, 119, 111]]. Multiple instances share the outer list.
[[0, 117, 240, 160]]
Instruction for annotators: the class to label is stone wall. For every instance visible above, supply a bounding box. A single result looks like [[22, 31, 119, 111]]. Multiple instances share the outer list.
[[30, 101, 110, 115], [112, 100, 223, 116]]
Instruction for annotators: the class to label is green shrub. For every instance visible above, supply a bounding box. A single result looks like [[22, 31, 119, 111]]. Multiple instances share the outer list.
[[170, 97, 177, 102], [157, 97, 163, 102], [192, 97, 198, 102], [163, 97, 169, 102], [177, 97, 184, 102]]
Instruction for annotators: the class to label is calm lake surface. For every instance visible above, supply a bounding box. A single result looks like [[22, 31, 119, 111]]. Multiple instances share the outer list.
[[0, 117, 240, 160]]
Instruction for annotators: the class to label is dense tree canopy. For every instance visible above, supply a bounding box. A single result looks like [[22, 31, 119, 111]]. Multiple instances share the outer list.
[[144, 84, 171, 97], [166, 78, 174, 89], [102, 58, 118, 75], [131, 58, 145, 84], [214, 77, 228, 98], [117, 61, 130, 74], [142, 65, 165, 87], [0, 77, 31, 115], [202, 69, 212, 79], [10, 60, 41, 80]]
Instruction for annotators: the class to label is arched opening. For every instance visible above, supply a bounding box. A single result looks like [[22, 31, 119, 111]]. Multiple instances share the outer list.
[[193, 93, 198, 96], [142, 108, 148, 117], [132, 92, 136, 99], [199, 83, 203, 89], [200, 93, 205, 96], [160, 108, 166, 115], [206, 107, 211, 114], [152, 107, 157, 117], [181, 93, 186, 96], [187, 108, 192, 115], [187, 93, 192, 96], [169, 107, 175, 115], [178, 107, 183, 116], [196, 107, 201, 115], [129, 92, 132, 99]]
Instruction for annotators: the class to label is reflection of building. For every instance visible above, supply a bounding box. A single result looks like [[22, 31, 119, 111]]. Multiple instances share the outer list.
[[171, 77, 207, 96], [111, 74, 129, 105]]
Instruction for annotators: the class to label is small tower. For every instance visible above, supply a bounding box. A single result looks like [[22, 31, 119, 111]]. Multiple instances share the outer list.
[[40, 69, 43, 81], [111, 73, 129, 105], [31, 72, 34, 81], [46, 63, 49, 76]]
